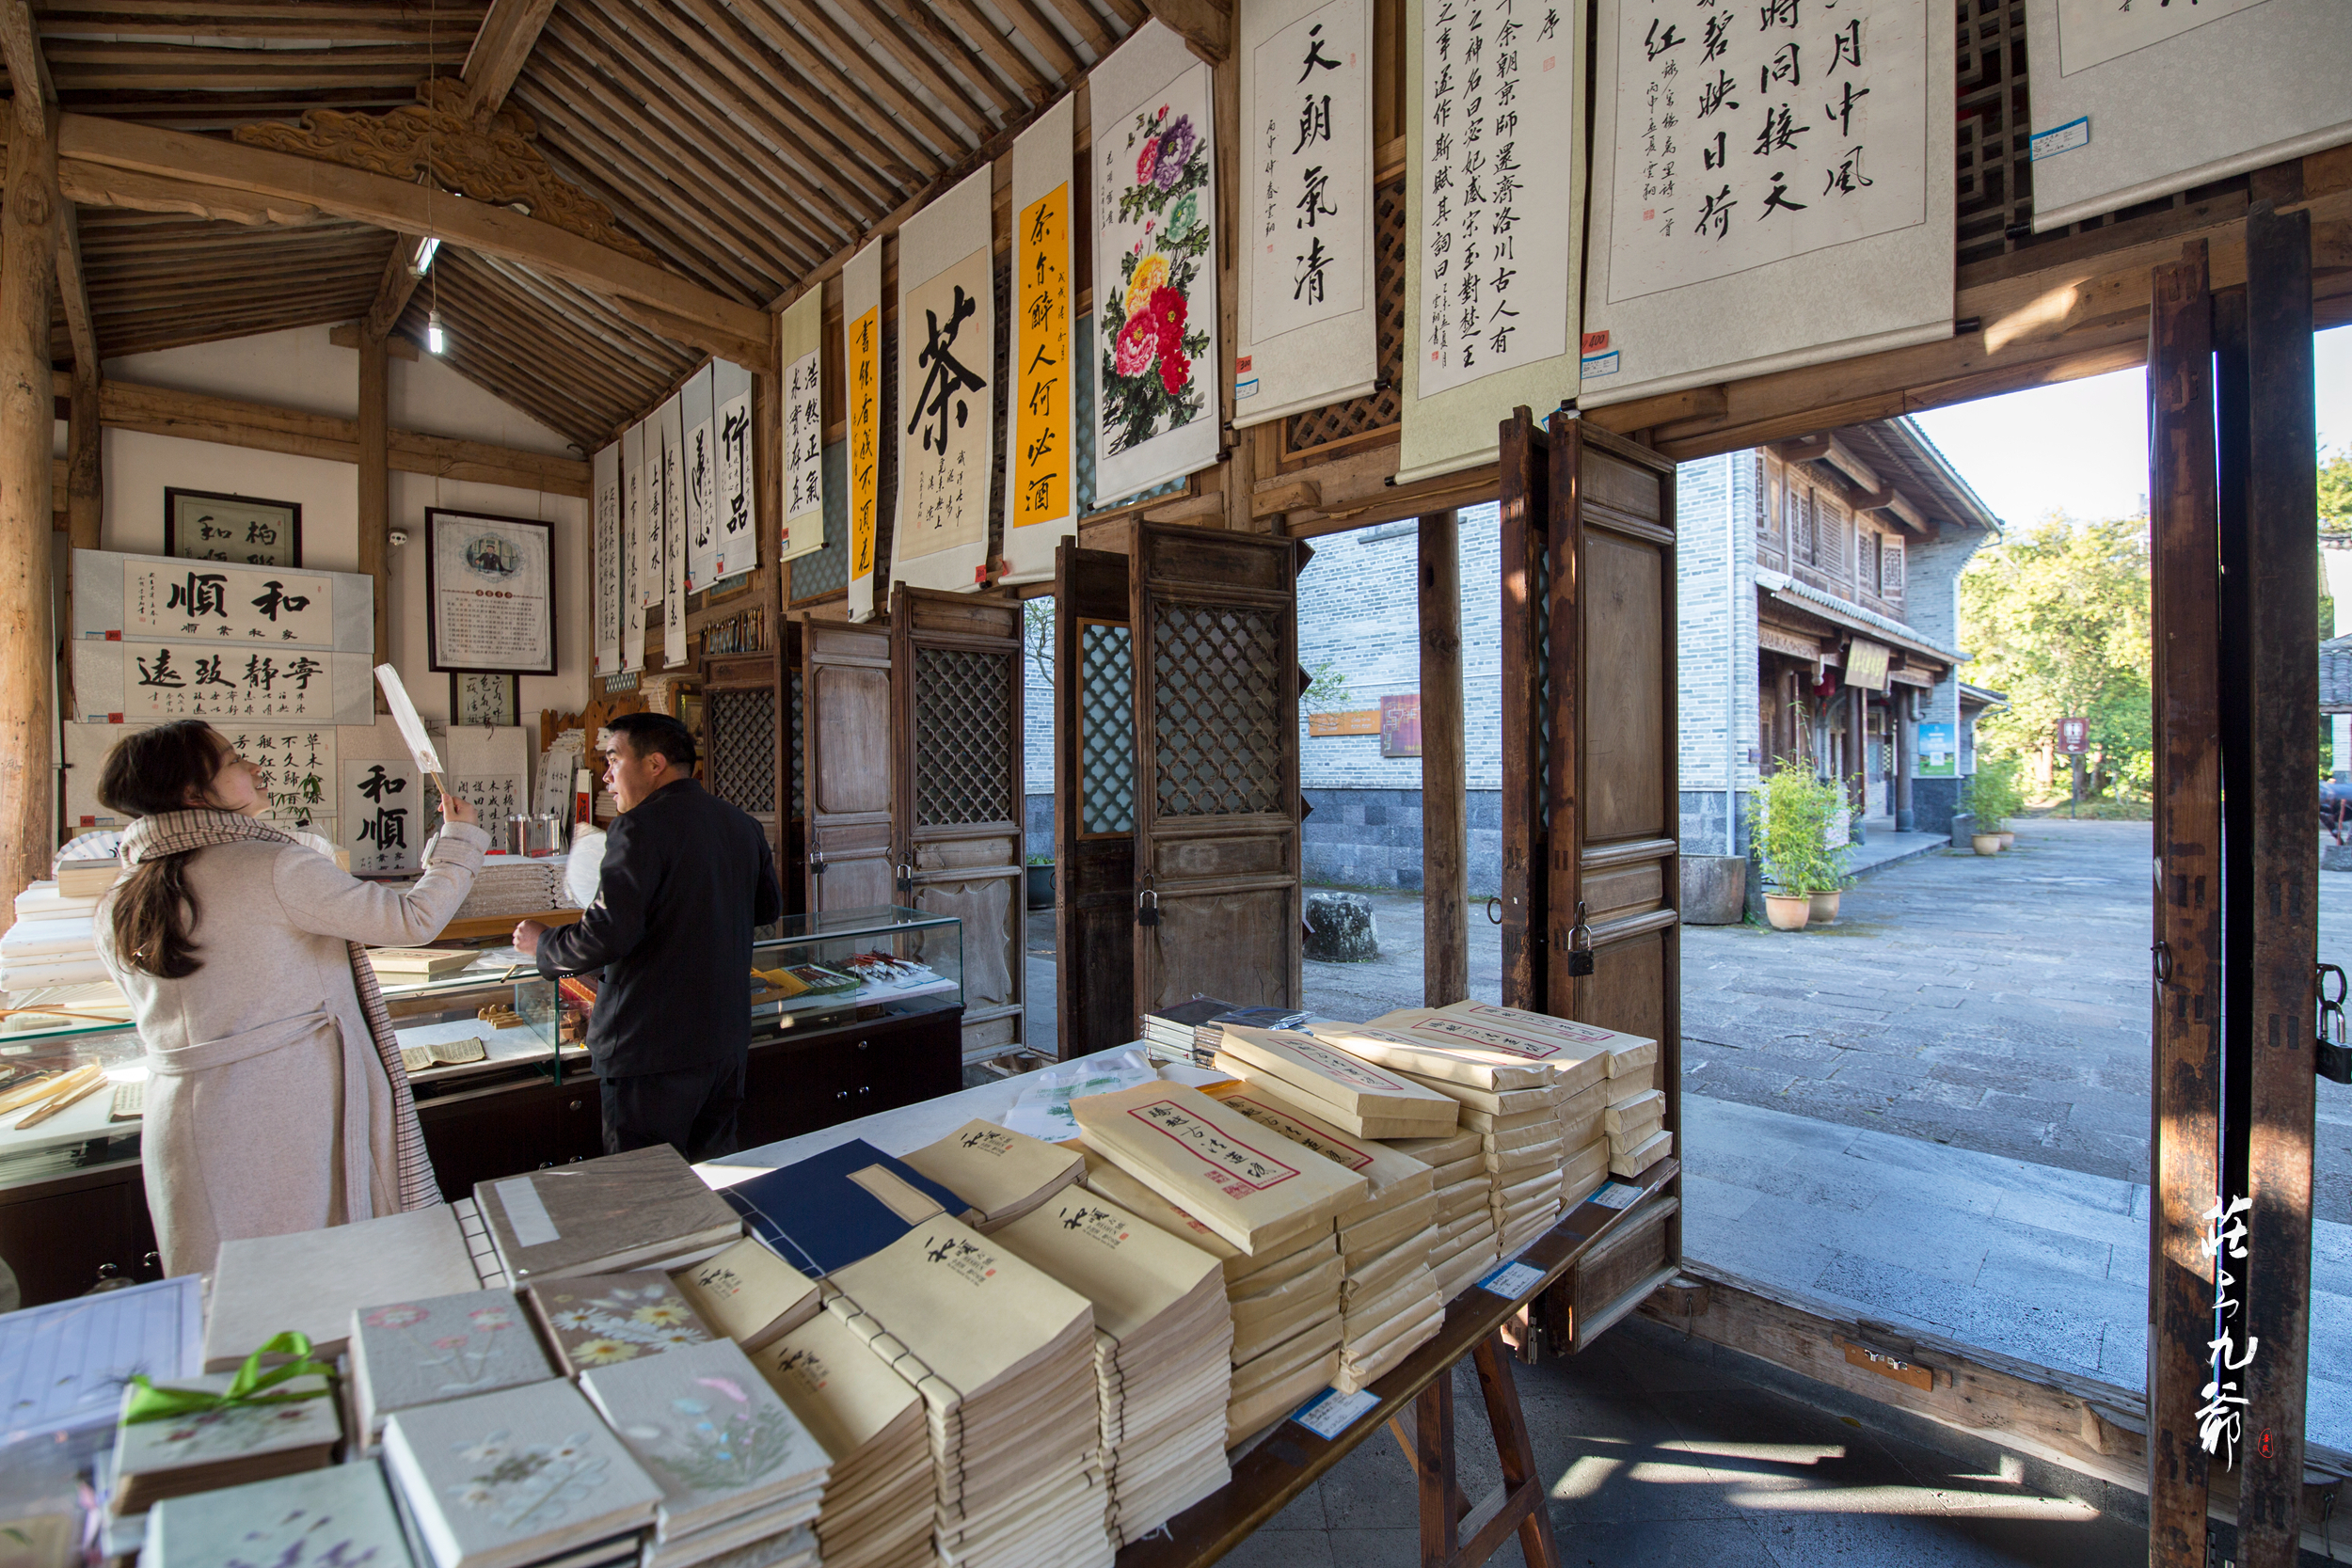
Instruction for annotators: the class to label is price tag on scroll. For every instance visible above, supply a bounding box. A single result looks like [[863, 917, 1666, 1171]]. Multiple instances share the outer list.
[[373, 663, 448, 796]]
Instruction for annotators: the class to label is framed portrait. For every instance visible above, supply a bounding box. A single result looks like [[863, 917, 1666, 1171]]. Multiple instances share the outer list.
[[451, 671, 521, 728], [424, 507, 557, 674], [164, 487, 301, 567]]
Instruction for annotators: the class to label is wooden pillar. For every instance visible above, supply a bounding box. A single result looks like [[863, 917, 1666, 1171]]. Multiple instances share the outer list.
[[0, 104, 61, 921], [1419, 509, 1467, 1006], [358, 330, 390, 695], [66, 366, 99, 548], [1845, 684, 1865, 817], [1893, 693, 1915, 832]]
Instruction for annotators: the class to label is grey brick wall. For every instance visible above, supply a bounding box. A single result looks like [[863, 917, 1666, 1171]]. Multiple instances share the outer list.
[[1302, 786, 1503, 895]]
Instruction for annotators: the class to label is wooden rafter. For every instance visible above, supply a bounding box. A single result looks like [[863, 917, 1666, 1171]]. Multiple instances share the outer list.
[[763, 0, 994, 144], [360, 231, 427, 342], [1143, 0, 1228, 61], [55, 112, 776, 363], [868, 0, 1024, 118], [0, 0, 53, 135], [930, 0, 1051, 103], [53, 203, 96, 371], [456, 0, 554, 122], [691, 0, 967, 166]]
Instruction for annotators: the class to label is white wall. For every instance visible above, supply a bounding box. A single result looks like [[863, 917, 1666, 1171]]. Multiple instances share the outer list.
[[89, 325, 592, 741]]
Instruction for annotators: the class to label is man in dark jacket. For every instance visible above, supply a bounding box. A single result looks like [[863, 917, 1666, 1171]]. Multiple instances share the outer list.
[[514, 712, 781, 1160]]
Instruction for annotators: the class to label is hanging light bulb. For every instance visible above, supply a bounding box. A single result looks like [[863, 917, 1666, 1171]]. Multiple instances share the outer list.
[[427, 309, 446, 355]]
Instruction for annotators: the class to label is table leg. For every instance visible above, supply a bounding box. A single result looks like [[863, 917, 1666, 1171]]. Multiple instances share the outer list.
[[1410, 1330, 1562, 1568]]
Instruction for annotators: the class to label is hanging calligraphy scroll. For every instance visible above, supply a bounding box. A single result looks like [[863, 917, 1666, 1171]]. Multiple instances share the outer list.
[[593, 441, 620, 675], [683, 363, 719, 594], [1237, 0, 1376, 428], [621, 421, 646, 672], [714, 358, 755, 582], [2024, 0, 2350, 231], [1091, 21, 1221, 503], [635, 414, 661, 620], [1580, 0, 1951, 406], [1397, 0, 1585, 483], [893, 166, 996, 595], [846, 239, 885, 622], [659, 391, 688, 662], [1003, 95, 1075, 585], [781, 289, 825, 562]]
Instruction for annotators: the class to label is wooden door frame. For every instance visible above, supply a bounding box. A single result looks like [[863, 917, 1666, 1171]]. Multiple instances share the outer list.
[[800, 616, 895, 915], [1054, 541, 1136, 1059]]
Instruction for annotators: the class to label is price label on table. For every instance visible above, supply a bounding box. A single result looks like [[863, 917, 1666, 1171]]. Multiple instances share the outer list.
[[1585, 1180, 1642, 1212], [1290, 1386, 1379, 1440], [1478, 1260, 1546, 1299]]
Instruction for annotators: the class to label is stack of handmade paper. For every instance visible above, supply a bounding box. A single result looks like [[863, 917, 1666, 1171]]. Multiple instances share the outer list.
[[992, 1189, 1232, 1542], [1210, 1025, 1459, 1139], [899, 1118, 1087, 1233], [0, 881, 109, 990], [1202, 1079, 1443, 1395], [382, 1379, 663, 1568], [1422, 1002, 1666, 1184], [1389, 1125, 1496, 1299], [1072, 1082, 1367, 1442], [581, 1338, 829, 1568], [348, 1287, 558, 1450], [825, 1217, 1113, 1568], [452, 857, 571, 922], [752, 1311, 933, 1568], [476, 1146, 741, 1287], [208, 1205, 487, 1369]]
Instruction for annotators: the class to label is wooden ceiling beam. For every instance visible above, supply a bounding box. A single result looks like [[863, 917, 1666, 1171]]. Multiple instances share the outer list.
[[771, 0, 994, 142], [58, 155, 323, 224], [54, 203, 97, 372], [0, 0, 53, 137], [993, 0, 1084, 79], [457, 0, 555, 122], [926, 0, 1050, 103], [1143, 0, 1228, 61], [42, 8, 489, 42], [1097, 0, 1149, 28], [1034, 0, 1112, 55], [692, 0, 966, 166], [624, 0, 934, 198], [867, 0, 1023, 118], [360, 232, 426, 341], [56, 112, 776, 364]]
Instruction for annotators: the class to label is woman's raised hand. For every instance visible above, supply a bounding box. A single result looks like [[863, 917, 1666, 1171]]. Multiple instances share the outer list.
[[441, 794, 480, 827]]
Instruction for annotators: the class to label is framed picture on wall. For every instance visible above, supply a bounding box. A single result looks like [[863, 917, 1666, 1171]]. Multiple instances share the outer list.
[[424, 507, 557, 675], [451, 671, 521, 728], [164, 488, 301, 567]]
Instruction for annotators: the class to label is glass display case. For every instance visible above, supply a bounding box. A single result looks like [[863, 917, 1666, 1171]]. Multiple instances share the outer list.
[[749, 905, 963, 1037]]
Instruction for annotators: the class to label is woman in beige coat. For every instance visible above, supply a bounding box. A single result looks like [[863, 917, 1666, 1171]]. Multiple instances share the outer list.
[[93, 721, 489, 1277]]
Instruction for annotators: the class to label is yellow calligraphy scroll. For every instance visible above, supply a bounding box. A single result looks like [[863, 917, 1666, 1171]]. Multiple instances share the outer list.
[[849, 305, 881, 584], [1012, 182, 1072, 531]]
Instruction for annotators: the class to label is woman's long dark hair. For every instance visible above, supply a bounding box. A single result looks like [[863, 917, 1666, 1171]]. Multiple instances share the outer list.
[[97, 721, 230, 979]]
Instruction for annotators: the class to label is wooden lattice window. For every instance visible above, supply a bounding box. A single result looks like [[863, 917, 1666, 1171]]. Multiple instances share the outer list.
[[1859, 531, 1880, 595], [1281, 177, 1406, 460], [1817, 499, 1848, 577], [1788, 486, 1814, 562], [1756, 454, 1774, 537], [914, 646, 1014, 827], [1152, 603, 1283, 816], [707, 686, 775, 817], [1882, 535, 1907, 597]]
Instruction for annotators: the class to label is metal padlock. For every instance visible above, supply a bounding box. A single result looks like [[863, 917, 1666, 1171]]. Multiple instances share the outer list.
[[2319, 964, 2351, 1085], [810, 842, 828, 878], [1137, 887, 1160, 928], [1564, 901, 1596, 977], [896, 861, 914, 895]]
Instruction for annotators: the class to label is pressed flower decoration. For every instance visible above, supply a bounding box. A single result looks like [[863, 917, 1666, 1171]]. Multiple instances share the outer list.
[[618, 1376, 803, 1495], [536, 1282, 712, 1370], [361, 1298, 530, 1398], [1101, 102, 1211, 456], [446, 1428, 612, 1531]]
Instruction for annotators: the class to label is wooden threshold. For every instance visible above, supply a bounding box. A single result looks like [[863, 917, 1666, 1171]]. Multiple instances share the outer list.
[[1643, 1260, 2352, 1560]]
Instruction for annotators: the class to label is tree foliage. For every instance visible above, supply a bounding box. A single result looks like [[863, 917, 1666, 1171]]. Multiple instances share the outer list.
[[1958, 514, 2152, 794], [2321, 447, 2352, 531]]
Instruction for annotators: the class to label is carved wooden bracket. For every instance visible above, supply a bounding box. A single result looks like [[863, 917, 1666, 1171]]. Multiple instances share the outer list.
[[230, 80, 657, 264]]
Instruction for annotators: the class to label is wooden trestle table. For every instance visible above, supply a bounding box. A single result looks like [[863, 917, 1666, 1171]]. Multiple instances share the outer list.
[[707, 1065, 1681, 1568]]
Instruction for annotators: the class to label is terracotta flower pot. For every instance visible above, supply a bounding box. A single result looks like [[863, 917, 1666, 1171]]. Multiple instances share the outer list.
[[1807, 891, 1840, 923], [1764, 894, 1811, 930], [1972, 833, 2002, 856], [1996, 832, 2015, 849]]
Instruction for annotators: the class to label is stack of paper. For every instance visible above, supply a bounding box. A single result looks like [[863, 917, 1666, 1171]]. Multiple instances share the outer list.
[[825, 1219, 1112, 1568], [899, 1119, 1087, 1233], [1077, 1151, 1342, 1446], [0, 909, 108, 990], [1557, 1076, 1611, 1210], [383, 1381, 661, 1568], [207, 1206, 485, 1370], [523, 1273, 719, 1376], [753, 1310, 933, 1568], [109, 1370, 339, 1515], [580, 1338, 828, 1568], [1389, 1127, 1497, 1299], [1069, 1082, 1366, 1253], [1210, 1026, 1459, 1139], [1137, 997, 1240, 1063], [992, 1191, 1232, 1543], [147, 1460, 414, 1568], [1411, 1002, 1667, 1182], [719, 1140, 968, 1278], [453, 859, 570, 921], [476, 1147, 741, 1287], [1203, 1081, 1444, 1394], [349, 1288, 557, 1448], [671, 1238, 821, 1352]]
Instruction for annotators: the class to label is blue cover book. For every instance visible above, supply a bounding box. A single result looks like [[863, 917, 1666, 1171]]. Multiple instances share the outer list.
[[720, 1138, 974, 1279]]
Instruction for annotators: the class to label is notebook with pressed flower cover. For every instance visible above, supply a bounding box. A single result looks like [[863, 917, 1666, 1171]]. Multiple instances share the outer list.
[[577, 1338, 828, 1540], [351, 1290, 557, 1440], [147, 1458, 414, 1568], [521, 1274, 717, 1377]]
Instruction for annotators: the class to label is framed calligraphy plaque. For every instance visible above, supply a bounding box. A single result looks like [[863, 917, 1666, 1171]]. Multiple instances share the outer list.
[[424, 507, 556, 675], [165, 488, 302, 568]]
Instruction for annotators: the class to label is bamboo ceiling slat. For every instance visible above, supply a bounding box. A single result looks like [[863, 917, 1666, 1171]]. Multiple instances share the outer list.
[[776, 0, 993, 142], [403, 284, 615, 442], [688, 0, 962, 170], [867, 0, 1023, 119], [465, 252, 690, 394], [930, 0, 1051, 101]]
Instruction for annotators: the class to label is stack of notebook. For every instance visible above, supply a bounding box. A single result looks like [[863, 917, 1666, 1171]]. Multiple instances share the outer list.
[[1076, 1150, 1343, 1445], [1136, 997, 1238, 1062], [475, 1147, 741, 1288], [580, 1338, 829, 1568], [108, 1370, 340, 1516], [720, 1140, 969, 1278], [208, 1205, 486, 1369], [522, 1273, 719, 1376], [381, 1380, 661, 1568], [1203, 1081, 1444, 1395], [146, 1459, 414, 1568], [1210, 1026, 1459, 1140], [753, 1311, 933, 1568], [349, 1288, 559, 1449], [991, 1190, 1232, 1543], [1390, 1126, 1498, 1299], [670, 1237, 822, 1353], [899, 1118, 1087, 1233], [825, 1218, 1113, 1568]]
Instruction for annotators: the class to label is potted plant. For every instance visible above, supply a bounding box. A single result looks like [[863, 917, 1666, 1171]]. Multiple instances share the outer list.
[[1025, 853, 1055, 910], [1751, 762, 1830, 931], [1968, 756, 2022, 856], [1808, 775, 1855, 922]]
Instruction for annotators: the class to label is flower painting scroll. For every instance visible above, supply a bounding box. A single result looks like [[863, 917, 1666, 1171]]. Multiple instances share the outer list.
[[1091, 22, 1221, 502]]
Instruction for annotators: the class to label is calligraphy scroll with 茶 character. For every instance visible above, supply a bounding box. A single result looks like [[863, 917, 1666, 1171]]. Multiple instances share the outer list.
[[1579, 0, 1952, 405], [892, 166, 997, 596]]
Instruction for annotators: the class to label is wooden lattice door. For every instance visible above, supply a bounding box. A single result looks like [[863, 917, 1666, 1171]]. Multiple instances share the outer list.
[[1130, 525, 1301, 1020], [1054, 542, 1136, 1059], [891, 586, 1026, 1064], [801, 619, 895, 914], [701, 649, 787, 917]]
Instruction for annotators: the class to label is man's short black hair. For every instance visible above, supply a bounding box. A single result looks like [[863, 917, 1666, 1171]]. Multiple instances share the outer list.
[[608, 711, 699, 771]]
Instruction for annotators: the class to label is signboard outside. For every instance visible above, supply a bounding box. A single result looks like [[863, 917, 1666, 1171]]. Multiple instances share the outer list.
[[2057, 717, 2090, 754]]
